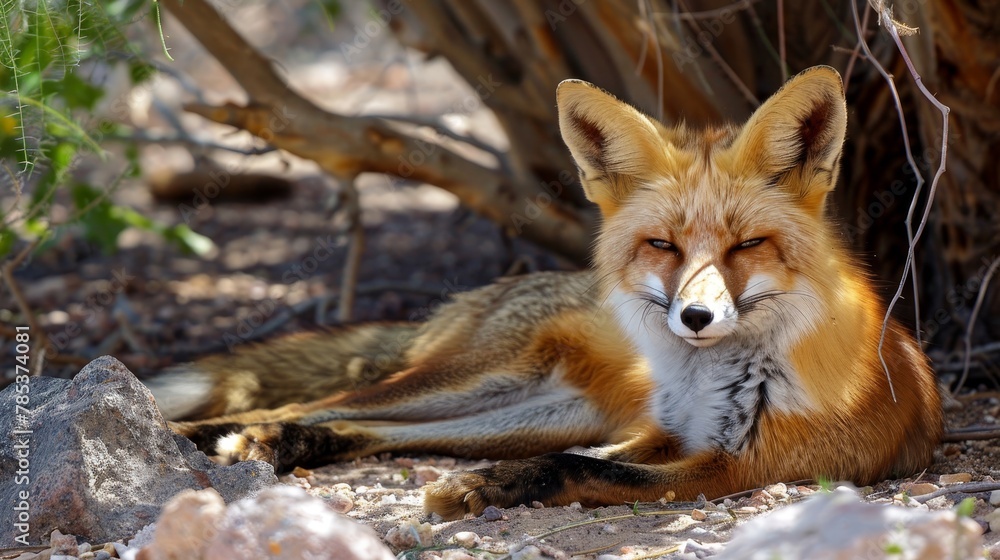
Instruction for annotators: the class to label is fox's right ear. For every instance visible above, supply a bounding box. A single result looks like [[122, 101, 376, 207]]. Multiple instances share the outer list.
[[557, 80, 670, 216]]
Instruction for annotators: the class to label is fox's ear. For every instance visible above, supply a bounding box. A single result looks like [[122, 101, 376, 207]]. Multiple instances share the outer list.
[[557, 80, 669, 215], [729, 66, 847, 213]]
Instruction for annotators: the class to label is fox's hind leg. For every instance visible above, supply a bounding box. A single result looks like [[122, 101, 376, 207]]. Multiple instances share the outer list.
[[205, 391, 610, 471]]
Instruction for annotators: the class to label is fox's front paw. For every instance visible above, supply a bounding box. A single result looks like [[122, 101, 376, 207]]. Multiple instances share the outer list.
[[423, 470, 495, 519], [424, 455, 569, 520], [215, 424, 284, 467]]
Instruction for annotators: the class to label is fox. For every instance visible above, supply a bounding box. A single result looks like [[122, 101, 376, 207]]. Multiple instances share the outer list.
[[148, 66, 942, 520]]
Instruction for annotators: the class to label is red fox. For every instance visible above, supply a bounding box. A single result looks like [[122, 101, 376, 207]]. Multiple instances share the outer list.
[[148, 66, 942, 520]]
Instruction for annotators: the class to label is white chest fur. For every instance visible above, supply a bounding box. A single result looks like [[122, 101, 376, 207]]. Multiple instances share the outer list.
[[609, 287, 814, 454]]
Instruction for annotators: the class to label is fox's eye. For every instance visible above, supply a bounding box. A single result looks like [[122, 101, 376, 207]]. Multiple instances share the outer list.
[[648, 239, 678, 252], [733, 238, 765, 251]]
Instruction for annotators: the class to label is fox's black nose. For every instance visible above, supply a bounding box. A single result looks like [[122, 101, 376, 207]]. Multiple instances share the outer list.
[[681, 304, 714, 333]]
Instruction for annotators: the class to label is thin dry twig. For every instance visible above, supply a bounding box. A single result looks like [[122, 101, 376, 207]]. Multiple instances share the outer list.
[[851, 0, 951, 400], [675, 0, 760, 107], [842, 1, 872, 92], [942, 427, 1000, 442], [954, 256, 1000, 394], [911, 481, 1000, 503], [638, 0, 665, 121], [776, 0, 787, 81], [336, 175, 364, 323], [1, 240, 48, 368], [652, 0, 760, 21], [875, 0, 951, 349]]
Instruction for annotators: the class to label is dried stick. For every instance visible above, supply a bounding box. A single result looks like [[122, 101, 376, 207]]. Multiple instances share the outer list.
[[675, 0, 760, 107], [842, 1, 872, 92], [942, 428, 1000, 442], [159, 0, 592, 263], [850, 0, 950, 400], [776, 0, 787, 81], [1, 240, 47, 369], [337, 175, 364, 323], [652, 0, 760, 21], [954, 256, 1000, 394], [875, 0, 951, 350], [911, 481, 1000, 503]]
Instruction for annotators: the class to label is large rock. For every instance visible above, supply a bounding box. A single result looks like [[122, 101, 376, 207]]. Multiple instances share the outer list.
[[720, 486, 983, 559], [0, 356, 277, 546]]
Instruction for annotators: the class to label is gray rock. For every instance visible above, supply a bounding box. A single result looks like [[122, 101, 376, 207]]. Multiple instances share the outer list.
[[0, 356, 277, 546]]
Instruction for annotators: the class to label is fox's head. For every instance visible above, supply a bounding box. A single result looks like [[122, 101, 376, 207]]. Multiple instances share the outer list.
[[557, 66, 848, 349]]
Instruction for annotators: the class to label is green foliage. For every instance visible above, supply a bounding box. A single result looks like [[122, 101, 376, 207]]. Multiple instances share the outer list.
[[0, 0, 213, 258], [955, 497, 976, 518]]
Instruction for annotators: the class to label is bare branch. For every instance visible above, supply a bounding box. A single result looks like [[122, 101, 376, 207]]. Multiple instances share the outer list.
[[160, 0, 593, 262], [954, 256, 1000, 394], [851, 0, 951, 400], [337, 176, 364, 323]]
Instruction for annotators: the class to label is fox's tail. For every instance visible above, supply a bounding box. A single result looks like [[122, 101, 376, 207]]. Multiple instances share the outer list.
[[145, 322, 419, 420]]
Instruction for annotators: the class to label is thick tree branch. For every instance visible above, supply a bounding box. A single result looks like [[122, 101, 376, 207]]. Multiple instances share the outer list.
[[160, 0, 592, 262]]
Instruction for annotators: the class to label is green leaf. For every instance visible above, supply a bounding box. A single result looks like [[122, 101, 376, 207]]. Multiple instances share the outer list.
[[0, 227, 15, 259], [164, 224, 215, 256], [60, 72, 105, 110], [955, 497, 976, 518]]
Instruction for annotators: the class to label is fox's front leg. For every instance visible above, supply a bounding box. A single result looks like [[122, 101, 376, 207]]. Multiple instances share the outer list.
[[424, 451, 738, 520], [177, 395, 610, 472]]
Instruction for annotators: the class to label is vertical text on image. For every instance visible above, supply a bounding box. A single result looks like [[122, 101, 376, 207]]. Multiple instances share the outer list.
[[11, 326, 33, 545]]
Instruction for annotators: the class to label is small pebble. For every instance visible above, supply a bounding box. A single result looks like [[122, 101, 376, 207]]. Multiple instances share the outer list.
[[903, 482, 939, 496], [414, 466, 442, 485], [567, 501, 583, 511], [327, 492, 354, 514], [452, 531, 479, 548], [291, 466, 313, 478], [384, 519, 433, 548], [602, 523, 618, 534], [939, 473, 972, 485], [482, 505, 504, 521], [990, 490, 1000, 506], [691, 508, 707, 521], [765, 483, 788, 498], [50, 530, 78, 555], [531, 501, 544, 509], [985, 509, 1000, 533], [511, 545, 544, 560]]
